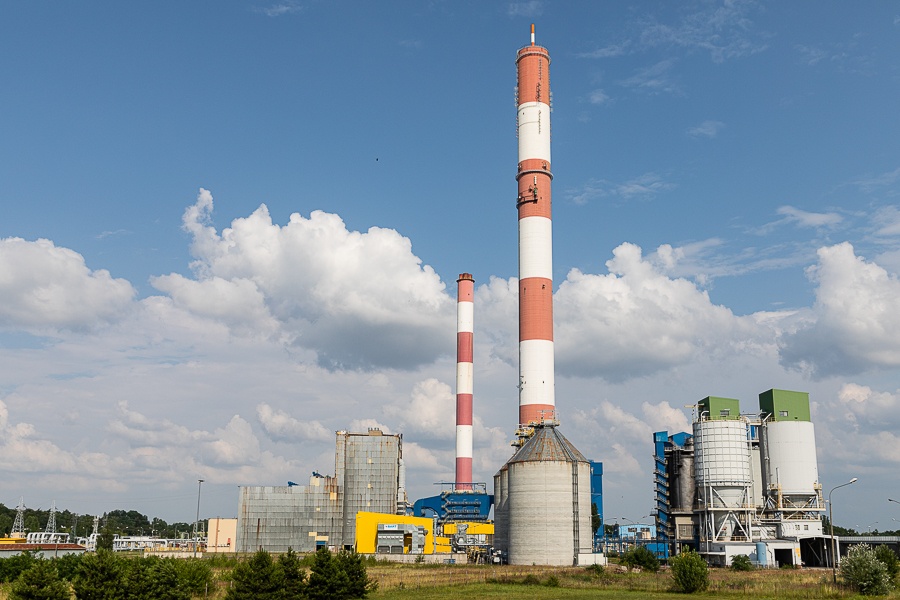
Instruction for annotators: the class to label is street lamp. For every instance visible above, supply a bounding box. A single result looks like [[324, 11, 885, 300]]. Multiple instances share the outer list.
[[829, 478, 858, 584], [193, 479, 204, 558]]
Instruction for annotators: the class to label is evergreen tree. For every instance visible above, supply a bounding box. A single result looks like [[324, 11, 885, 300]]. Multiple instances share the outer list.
[[225, 549, 284, 600], [147, 558, 189, 600], [336, 551, 376, 598], [96, 528, 115, 552], [9, 559, 70, 600], [278, 548, 307, 599], [306, 548, 349, 600], [174, 558, 212, 597], [123, 556, 155, 600], [72, 549, 125, 600], [51, 553, 82, 581]]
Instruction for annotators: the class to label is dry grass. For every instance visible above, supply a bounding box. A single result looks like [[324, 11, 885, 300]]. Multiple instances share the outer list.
[[2, 562, 898, 599], [369, 564, 898, 599]]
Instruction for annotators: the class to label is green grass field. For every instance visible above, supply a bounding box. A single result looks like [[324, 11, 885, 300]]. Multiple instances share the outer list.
[[367, 564, 895, 600], [1, 561, 896, 599]]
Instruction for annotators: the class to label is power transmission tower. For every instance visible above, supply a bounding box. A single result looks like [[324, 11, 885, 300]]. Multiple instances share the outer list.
[[11, 497, 26, 536], [45, 501, 57, 533]]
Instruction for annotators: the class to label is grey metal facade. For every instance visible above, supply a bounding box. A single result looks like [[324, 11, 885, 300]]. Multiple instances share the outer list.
[[236, 429, 402, 553]]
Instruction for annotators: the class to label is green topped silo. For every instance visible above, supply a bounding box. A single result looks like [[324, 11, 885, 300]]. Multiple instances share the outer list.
[[698, 396, 740, 420], [758, 389, 810, 422]]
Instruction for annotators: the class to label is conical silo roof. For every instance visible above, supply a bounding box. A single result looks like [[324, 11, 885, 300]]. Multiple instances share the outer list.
[[508, 425, 588, 464]]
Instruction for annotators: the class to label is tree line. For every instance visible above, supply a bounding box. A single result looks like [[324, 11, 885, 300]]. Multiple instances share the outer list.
[[0, 547, 374, 600], [0, 504, 200, 539]]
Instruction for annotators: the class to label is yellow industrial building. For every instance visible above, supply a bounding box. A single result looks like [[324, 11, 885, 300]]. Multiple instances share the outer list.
[[355, 511, 493, 556]]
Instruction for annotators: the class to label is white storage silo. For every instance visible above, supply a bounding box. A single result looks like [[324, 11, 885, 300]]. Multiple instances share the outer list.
[[505, 426, 592, 565], [693, 419, 752, 541], [760, 420, 822, 512], [757, 388, 824, 527]]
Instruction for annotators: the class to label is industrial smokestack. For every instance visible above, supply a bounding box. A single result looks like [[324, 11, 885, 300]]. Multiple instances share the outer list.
[[455, 273, 474, 491], [516, 24, 555, 429], [496, 24, 593, 568]]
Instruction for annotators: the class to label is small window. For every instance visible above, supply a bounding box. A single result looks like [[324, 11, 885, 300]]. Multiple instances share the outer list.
[[779, 410, 789, 417], [720, 409, 730, 417]]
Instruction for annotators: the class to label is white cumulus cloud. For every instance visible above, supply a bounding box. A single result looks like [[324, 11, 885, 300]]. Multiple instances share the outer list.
[[256, 403, 333, 443], [160, 189, 455, 370], [0, 237, 135, 330], [779, 243, 900, 377], [552, 242, 764, 381]]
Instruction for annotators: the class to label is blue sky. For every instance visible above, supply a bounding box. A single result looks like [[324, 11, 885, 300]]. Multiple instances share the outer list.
[[2, 1, 900, 531]]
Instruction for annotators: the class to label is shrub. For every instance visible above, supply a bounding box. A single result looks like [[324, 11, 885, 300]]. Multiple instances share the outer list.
[[122, 556, 154, 600], [225, 549, 284, 600], [147, 558, 190, 600], [51, 553, 82, 581], [544, 574, 560, 587], [841, 544, 894, 596], [875, 545, 900, 582], [174, 558, 213, 596], [731, 554, 754, 571], [72, 549, 125, 600], [584, 563, 604, 576], [522, 574, 541, 585], [202, 553, 239, 569], [9, 559, 70, 600], [670, 550, 709, 593], [622, 545, 660, 573], [0, 551, 38, 583]]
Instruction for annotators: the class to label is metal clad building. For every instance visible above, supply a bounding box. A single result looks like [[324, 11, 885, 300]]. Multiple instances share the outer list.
[[337, 429, 401, 547], [236, 429, 402, 553]]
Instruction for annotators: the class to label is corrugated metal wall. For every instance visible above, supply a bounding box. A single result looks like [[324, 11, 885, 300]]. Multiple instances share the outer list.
[[236, 430, 400, 553]]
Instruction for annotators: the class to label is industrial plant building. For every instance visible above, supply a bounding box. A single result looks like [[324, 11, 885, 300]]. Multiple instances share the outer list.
[[654, 389, 826, 567], [236, 429, 406, 553]]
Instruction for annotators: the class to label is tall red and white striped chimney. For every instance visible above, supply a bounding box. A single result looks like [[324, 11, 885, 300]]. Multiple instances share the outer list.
[[516, 25, 555, 428], [455, 273, 474, 491]]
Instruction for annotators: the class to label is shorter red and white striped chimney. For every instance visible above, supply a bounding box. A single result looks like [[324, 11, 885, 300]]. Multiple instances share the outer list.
[[455, 273, 474, 491]]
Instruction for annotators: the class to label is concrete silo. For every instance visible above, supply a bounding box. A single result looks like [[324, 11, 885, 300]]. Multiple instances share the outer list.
[[505, 426, 592, 566]]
